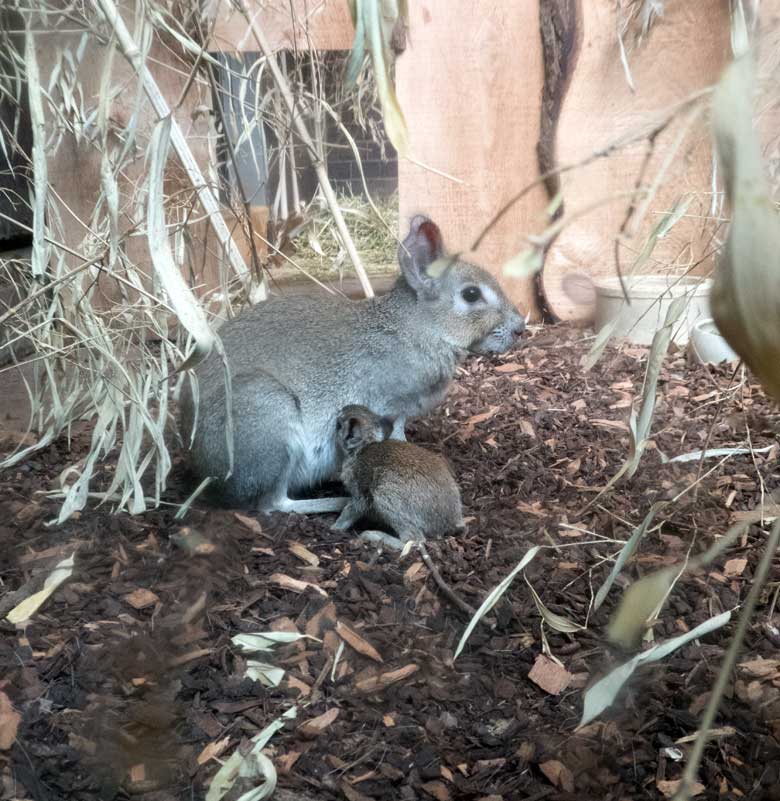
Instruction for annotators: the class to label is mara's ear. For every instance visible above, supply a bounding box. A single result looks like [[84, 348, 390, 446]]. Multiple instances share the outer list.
[[398, 215, 445, 299]]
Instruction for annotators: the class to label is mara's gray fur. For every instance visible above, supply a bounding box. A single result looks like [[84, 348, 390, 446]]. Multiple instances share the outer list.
[[178, 215, 525, 512]]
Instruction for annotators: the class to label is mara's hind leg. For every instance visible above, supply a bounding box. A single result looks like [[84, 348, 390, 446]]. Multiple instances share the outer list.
[[274, 497, 349, 514], [194, 371, 347, 515], [358, 530, 405, 550]]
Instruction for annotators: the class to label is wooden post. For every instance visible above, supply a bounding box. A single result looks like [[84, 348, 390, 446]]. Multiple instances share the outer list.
[[396, 1, 547, 316]]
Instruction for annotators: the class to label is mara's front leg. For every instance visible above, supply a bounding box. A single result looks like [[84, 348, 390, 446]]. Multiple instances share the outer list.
[[420, 378, 452, 413], [390, 417, 407, 441], [388, 378, 452, 441]]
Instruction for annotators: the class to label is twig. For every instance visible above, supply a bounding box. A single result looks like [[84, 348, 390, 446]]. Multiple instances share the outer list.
[[613, 130, 659, 304], [468, 88, 711, 254], [418, 542, 479, 619]]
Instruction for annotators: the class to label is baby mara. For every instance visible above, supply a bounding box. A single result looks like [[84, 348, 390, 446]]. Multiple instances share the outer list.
[[179, 215, 524, 515], [334, 404, 464, 550]]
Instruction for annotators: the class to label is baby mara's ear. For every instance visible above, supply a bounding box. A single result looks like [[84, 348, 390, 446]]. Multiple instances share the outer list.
[[337, 413, 365, 453]]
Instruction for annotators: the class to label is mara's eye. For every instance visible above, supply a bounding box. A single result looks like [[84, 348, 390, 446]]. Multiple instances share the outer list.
[[461, 286, 482, 303]]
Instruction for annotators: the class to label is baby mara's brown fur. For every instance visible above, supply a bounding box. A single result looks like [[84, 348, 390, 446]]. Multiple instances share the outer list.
[[334, 405, 465, 544]]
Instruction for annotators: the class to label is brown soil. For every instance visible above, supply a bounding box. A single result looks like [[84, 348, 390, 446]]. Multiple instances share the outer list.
[[2, 324, 780, 801]]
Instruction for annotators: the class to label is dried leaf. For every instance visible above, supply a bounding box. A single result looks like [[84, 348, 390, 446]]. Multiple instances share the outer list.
[[340, 780, 374, 801], [519, 420, 536, 438], [286, 675, 312, 697], [465, 406, 500, 425], [336, 621, 384, 663], [234, 513, 269, 539], [288, 541, 319, 567], [421, 781, 452, 801], [539, 760, 574, 793], [355, 664, 419, 693], [738, 658, 780, 678], [724, 557, 747, 577], [269, 574, 327, 597], [0, 692, 21, 750], [528, 654, 573, 696], [278, 751, 302, 774], [297, 707, 340, 738], [657, 779, 705, 798], [7, 554, 75, 625], [123, 588, 160, 610], [197, 736, 231, 766]]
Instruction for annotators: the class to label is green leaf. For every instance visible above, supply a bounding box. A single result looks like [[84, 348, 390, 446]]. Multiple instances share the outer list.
[[526, 577, 585, 633], [665, 445, 773, 464], [710, 51, 780, 403], [503, 248, 543, 279], [454, 546, 541, 659], [582, 318, 619, 371], [245, 661, 285, 687], [580, 611, 731, 727], [205, 707, 296, 801], [344, 0, 366, 87], [607, 567, 677, 650], [594, 502, 664, 611], [231, 632, 318, 653]]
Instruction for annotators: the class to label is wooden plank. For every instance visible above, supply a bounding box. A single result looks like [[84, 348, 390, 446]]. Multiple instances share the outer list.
[[209, 0, 354, 52], [396, 1, 547, 317], [540, 0, 730, 321]]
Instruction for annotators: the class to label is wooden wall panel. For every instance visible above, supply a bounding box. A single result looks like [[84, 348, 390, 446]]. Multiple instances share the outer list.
[[540, 0, 730, 321], [396, 1, 547, 317], [209, 0, 354, 52]]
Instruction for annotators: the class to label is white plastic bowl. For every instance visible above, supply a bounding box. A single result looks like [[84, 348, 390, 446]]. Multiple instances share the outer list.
[[593, 274, 712, 346], [688, 317, 738, 365]]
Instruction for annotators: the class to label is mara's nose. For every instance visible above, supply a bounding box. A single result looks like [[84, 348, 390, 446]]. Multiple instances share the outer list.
[[514, 308, 531, 337], [512, 315, 526, 338]]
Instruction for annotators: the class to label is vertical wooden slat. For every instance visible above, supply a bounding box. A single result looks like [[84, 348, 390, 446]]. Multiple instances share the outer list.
[[396, 1, 547, 316]]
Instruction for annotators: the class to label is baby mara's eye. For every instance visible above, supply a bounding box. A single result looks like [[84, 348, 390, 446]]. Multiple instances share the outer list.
[[461, 286, 482, 303]]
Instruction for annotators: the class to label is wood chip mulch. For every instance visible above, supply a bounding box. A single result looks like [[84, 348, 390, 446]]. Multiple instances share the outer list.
[[2, 323, 780, 801]]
